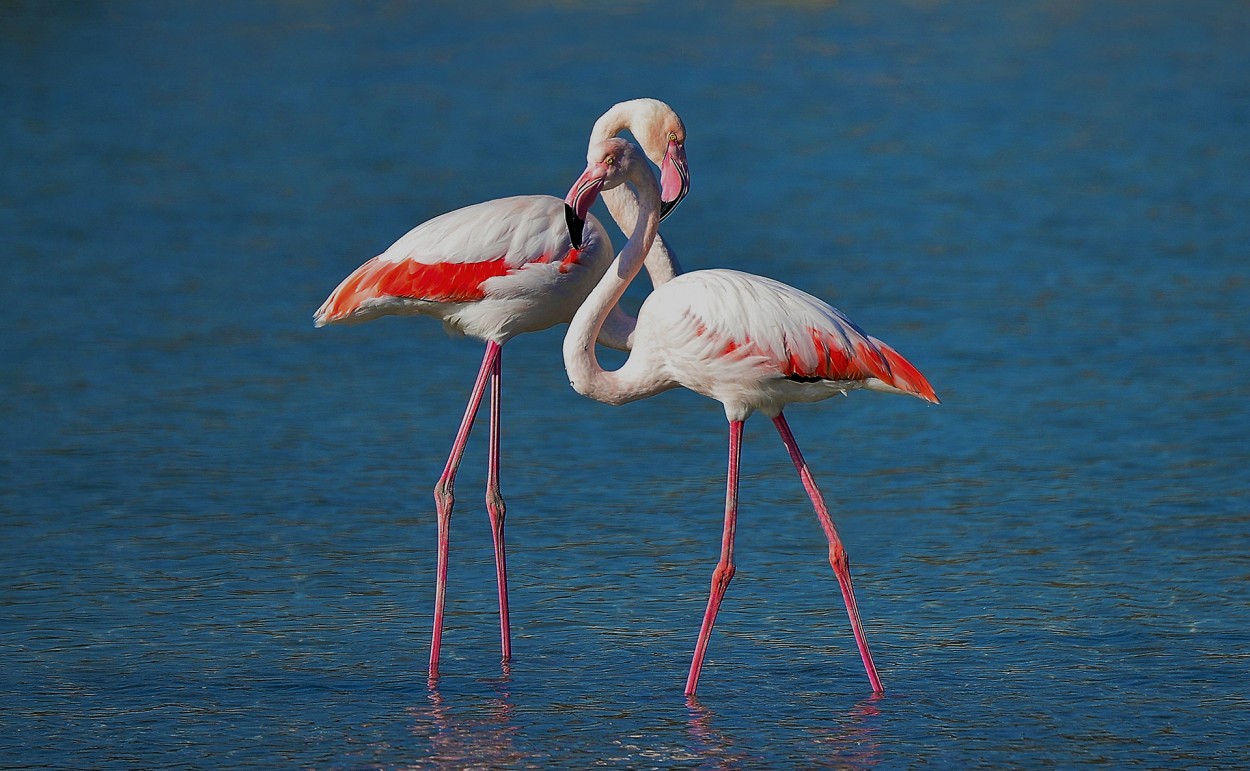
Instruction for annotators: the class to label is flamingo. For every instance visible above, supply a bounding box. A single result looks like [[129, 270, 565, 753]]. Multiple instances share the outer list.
[[314, 99, 691, 679], [562, 138, 939, 696]]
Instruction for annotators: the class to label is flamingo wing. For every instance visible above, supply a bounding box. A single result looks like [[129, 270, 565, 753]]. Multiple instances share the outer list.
[[315, 195, 580, 325], [660, 270, 938, 404]]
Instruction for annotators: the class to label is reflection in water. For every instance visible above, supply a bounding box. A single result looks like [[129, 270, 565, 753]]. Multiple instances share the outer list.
[[806, 694, 884, 769], [685, 695, 753, 767], [686, 693, 883, 769], [410, 678, 524, 767]]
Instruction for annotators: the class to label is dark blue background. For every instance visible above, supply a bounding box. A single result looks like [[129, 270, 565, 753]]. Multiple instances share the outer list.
[[3, 2, 1248, 767]]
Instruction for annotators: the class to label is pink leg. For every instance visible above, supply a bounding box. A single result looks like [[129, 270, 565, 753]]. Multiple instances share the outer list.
[[485, 346, 511, 663], [772, 412, 884, 694], [429, 341, 501, 680], [685, 420, 743, 696]]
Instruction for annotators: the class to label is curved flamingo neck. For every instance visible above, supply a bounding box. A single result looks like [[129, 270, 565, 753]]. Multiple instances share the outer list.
[[563, 164, 664, 405], [602, 186, 682, 282], [588, 102, 682, 351]]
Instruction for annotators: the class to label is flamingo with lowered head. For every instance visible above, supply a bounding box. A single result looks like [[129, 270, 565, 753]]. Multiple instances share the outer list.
[[562, 138, 938, 696], [314, 99, 690, 679]]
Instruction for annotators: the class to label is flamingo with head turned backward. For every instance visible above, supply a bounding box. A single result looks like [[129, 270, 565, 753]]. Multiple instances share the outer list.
[[563, 138, 938, 696], [314, 99, 691, 680]]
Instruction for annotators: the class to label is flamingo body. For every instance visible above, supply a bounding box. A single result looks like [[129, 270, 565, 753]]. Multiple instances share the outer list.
[[622, 269, 938, 421], [314, 196, 613, 341]]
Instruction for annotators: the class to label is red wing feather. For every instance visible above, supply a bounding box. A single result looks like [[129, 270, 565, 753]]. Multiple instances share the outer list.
[[870, 337, 940, 404], [787, 328, 939, 404], [316, 256, 513, 324]]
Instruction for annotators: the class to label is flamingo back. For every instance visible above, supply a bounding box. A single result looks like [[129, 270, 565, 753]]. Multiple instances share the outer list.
[[314, 195, 606, 330]]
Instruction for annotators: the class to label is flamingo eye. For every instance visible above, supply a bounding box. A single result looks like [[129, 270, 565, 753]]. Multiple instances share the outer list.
[[604, 155, 614, 166], [668, 131, 678, 142]]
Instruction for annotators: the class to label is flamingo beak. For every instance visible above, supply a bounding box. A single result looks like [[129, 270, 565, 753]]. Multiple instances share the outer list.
[[564, 165, 607, 249], [564, 204, 585, 250], [659, 140, 689, 221]]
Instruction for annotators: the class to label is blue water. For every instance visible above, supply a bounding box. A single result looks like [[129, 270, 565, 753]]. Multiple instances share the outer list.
[[3, 1, 1249, 767]]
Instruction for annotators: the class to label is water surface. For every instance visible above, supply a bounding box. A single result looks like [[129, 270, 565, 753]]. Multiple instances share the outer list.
[[2, 1, 1249, 767]]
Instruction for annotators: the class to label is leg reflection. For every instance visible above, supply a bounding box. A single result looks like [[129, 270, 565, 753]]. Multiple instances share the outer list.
[[685, 692, 885, 769], [412, 678, 521, 766], [685, 694, 752, 767], [807, 692, 884, 768]]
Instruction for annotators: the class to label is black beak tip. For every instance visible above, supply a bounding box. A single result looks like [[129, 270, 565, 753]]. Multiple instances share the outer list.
[[659, 198, 679, 222], [564, 203, 585, 249]]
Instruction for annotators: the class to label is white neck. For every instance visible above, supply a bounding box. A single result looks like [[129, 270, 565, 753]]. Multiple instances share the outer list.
[[602, 185, 681, 283], [587, 104, 681, 351], [593, 184, 682, 353], [563, 166, 668, 406]]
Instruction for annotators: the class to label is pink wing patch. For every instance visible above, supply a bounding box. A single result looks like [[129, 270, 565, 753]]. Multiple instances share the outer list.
[[784, 328, 940, 404], [316, 256, 514, 324], [780, 328, 883, 381], [870, 337, 940, 404], [531, 248, 583, 274]]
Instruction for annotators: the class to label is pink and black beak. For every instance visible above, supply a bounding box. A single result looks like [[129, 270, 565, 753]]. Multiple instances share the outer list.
[[659, 138, 690, 221], [564, 163, 608, 249]]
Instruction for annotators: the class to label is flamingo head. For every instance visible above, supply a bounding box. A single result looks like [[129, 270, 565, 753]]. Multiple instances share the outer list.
[[591, 98, 689, 221], [630, 101, 689, 220], [564, 138, 647, 248]]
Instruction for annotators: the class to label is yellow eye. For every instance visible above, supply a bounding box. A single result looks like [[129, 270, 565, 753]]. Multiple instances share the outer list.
[[668, 131, 678, 142], [604, 155, 614, 165]]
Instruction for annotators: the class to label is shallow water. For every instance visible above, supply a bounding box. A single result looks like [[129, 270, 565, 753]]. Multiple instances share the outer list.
[[3, 1, 1249, 767]]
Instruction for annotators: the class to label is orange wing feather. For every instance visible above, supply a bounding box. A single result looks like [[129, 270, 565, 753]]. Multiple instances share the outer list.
[[316, 256, 514, 325], [782, 328, 938, 404], [869, 337, 940, 404]]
